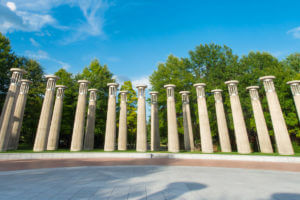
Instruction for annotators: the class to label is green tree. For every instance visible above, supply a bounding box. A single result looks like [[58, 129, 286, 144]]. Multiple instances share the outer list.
[[117, 81, 138, 147]]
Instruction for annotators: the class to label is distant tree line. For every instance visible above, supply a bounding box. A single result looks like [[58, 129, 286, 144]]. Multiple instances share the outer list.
[[0, 33, 299, 151]]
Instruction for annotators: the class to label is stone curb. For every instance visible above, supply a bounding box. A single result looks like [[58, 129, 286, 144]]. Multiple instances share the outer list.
[[0, 152, 300, 163]]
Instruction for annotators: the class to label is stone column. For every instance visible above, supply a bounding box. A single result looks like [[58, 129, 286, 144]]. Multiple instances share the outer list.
[[246, 86, 273, 153], [194, 83, 213, 153], [46, 85, 67, 150], [0, 68, 25, 151], [260, 76, 294, 155], [179, 91, 195, 151], [211, 89, 232, 152], [164, 84, 179, 152], [136, 85, 147, 152], [33, 75, 59, 152], [104, 83, 119, 151], [70, 80, 89, 151], [150, 91, 160, 151], [84, 89, 98, 150], [287, 80, 300, 122], [225, 80, 251, 154], [118, 91, 128, 151], [7, 80, 31, 150]]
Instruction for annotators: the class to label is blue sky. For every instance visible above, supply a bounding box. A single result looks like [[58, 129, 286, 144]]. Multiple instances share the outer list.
[[1, 0, 300, 86]]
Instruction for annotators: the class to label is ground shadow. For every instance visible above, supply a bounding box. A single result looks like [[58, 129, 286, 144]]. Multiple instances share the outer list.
[[270, 193, 300, 200]]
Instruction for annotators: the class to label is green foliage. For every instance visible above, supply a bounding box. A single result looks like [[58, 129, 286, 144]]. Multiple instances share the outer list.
[[117, 81, 138, 146]]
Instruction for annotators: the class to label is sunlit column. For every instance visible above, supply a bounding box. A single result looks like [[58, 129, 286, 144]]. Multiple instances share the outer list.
[[246, 86, 273, 153], [0, 68, 25, 151], [260, 76, 294, 155], [84, 89, 98, 150], [150, 91, 160, 151], [47, 85, 67, 150], [225, 80, 251, 154], [7, 79, 31, 150], [104, 83, 119, 151], [194, 83, 213, 153], [179, 91, 194, 151], [118, 91, 128, 151], [33, 75, 59, 152], [211, 89, 232, 152], [136, 85, 147, 152], [70, 80, 89, 151], [287, 80, 300, 123], [164, 84, 179, 152]]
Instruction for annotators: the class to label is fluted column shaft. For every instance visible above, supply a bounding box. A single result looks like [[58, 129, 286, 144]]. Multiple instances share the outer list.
[[0, 68, 24, 151], [118, 91, 127, 151], [84, 89, 98, 150], [212, 90, 231, 152], [225, 81, 251, 154], [180, 91, 194, 151], [164, 84, 179, 152], [47, 86, 66, 150], [150, 92, 160, 151], [104, 83, 119, 151], [194, 83, 213, 153], [287, 81, 300, 123], [7, 80, 31, 150], [260, 76, 294, 155], [34, 75, 58, 152], [247, 86, 273, 153], [70, 80, 89, 151], [136, 85, 147, 152]]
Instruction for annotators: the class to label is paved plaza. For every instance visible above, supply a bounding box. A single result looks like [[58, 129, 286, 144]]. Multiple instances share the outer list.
[[0, 165, 299, 200]]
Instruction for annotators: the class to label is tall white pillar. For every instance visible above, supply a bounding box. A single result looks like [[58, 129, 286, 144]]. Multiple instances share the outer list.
[[287, 80, 300, 122], [225, 80, 251, 154], [179, 91, 195, 151], [34, 75, 59, 152], [164, 84, 179, 152], [194, 83, 213, 153], [70, 80, 89, 151], [118, 91, 128, 151], [260, 76, 294, 155], [211, 89, 232, 152], [104, 83, 119, 151], [0, 68, 25, 151], [246, 86, 273, 153], [150, 91, 160, 151], [84, 89, 98, 150], [136, 85, 147, 152]]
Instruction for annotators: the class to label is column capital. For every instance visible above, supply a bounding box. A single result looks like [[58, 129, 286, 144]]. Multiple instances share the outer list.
[[259, 75, 276, 92], [211, 89, 223, 102], [119, 90, 128, 102], [287, 80, 300, 96], [194, 83, 206, 98], [150, 91, 158, 104], [56, 85, 67, 99], [19, 79, 32, 94], [246, 86, 260, 100], [78, 80, 89, 95], [225, 80, 239, 96], [107, 83, 119, 97], [164, 84, 176, 98], [136, 85, 147, 98], [10, 68, 26, 85], [45, 75, 59, 91], [88, 88, 98, 102], [179, 91, 190, 103]]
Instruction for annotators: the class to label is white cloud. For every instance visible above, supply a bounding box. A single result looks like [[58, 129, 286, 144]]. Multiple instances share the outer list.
[[6, 1, 16, 11], [132, 76, 151, 89], [0, 0, 110, 43], [29, 38, 40, 47], [287, 26, 300, 39], [25, 49, 71, 69]]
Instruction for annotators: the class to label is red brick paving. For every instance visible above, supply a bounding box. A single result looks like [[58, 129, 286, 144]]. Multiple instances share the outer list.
[[0, 158, 300, 172]]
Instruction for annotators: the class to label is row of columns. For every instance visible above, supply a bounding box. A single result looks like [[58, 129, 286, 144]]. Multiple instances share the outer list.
[[0, 68, 299, 155]]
